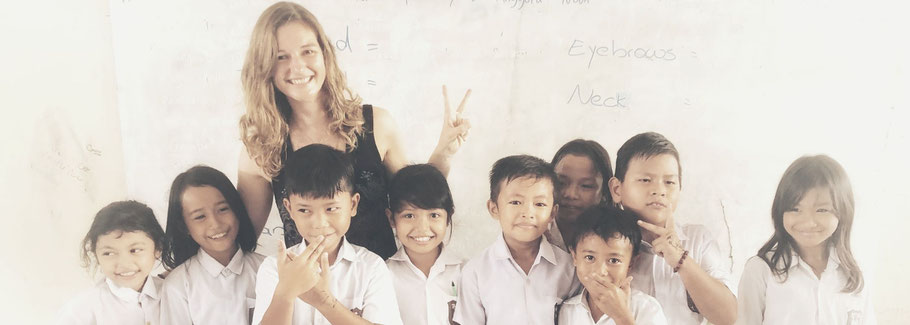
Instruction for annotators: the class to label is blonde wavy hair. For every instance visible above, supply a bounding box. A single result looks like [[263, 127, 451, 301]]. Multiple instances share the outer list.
[[240, 1, 363, 178]]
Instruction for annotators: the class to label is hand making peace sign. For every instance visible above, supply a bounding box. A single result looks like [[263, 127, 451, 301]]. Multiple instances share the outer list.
[[436, 85, 472, 157]]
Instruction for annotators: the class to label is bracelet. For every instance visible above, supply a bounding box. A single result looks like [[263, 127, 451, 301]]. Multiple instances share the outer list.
[[673, 250, 689, 273]]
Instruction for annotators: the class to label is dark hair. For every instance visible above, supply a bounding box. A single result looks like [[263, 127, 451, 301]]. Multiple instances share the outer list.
[[568, 206, 642, 257], [80, 201, 169, 270], [614, 132, 682, 187], [489, 155, 557, 203], [759, 155, 863, 293], [163, 165, 258, 270], [284, 144, 354, 199], [388, 164, 455, 222], [551, 139, 615, 204]]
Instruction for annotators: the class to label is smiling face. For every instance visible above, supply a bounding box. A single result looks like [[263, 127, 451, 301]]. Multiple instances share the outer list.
[[272, 21, 326, 105], [572, 232, 635, 289], [610, 154, 680, 227], [95, 230, 160, 291], [181, 186, 239, 263], [488, 176, 557, 246], [555, 154, 604, 224], [389, 203, 449, 256], [783, 186, 839, 253], [284, 191, 360, 254]]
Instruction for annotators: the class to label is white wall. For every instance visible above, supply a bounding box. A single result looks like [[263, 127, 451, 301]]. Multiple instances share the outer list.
[[3, 0, 908, 323]]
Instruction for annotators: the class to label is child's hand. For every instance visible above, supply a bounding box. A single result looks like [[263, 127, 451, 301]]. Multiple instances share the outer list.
[[300, 249, 334, 307], [274, 237, 325, 301], [637, 213, 685, 264], [435, 85, 472, 157], [585, 273, 634, 325]]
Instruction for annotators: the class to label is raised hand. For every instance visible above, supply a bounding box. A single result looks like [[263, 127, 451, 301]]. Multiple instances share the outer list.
[[435, 85, 472, 157], [637, 213, 685, 264], [274, 236, 326, 301], [585, 273, 634, 325]]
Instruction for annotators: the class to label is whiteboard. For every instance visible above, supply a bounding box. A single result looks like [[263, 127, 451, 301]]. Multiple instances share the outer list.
[[5, 0, 908, 323]]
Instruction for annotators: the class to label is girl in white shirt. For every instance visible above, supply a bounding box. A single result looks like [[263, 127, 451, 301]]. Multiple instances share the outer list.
[[160, 165, 265, 324], [385, 164, 464, 325], [737, 155, 875, 325], [57, 200, 169, 325]]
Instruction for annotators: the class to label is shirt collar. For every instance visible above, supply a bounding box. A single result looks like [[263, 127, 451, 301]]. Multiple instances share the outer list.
[[197, 248, 244, 277], [791, 246, 842, 272], [105, 274, 159, 303], [491, 232, 559, 266]]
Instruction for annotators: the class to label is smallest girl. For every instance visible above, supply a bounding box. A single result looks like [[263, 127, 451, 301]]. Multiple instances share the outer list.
[[160, 165, 264, 324], [738, 155, 876, 325], [385, 164, 464, 325], [57, 200, 169, 325]]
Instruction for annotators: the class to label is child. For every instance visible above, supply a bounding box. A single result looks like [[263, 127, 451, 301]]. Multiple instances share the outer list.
[[737, 155, 875, 325], [160, 165, 265, 324], [385, 164, 465, 325], [455, 155, 580, 325], [547, 139, 615, 251], [252, 144, 402, 325], [56, 201, 169, 325], [559, 206, 667, 325], [607, 132, 736, 325]]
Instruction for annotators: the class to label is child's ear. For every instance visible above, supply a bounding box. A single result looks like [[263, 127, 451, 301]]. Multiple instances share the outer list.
[[551, 204, 559, 223], [155, 249, 162, 260], [487, 199, 499, 220], [350, 193, 361, 217], [608, 177, 623, 204], [282, 198, 292, 213], [569, 249, 576, 266], [385, 208, 394, 226]]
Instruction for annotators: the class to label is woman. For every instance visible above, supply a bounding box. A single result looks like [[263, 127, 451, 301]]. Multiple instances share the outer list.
[[237, 2, 470, 259]]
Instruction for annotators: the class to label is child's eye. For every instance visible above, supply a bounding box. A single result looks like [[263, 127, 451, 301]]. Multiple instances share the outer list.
[[581, 184, 597, 189], [193, 214, 205, 221], [534, 202, 548, 207], [584, 255, 594, 262], [100, 251, 114, 257], [666, 180, 677, 185], [508, 200, 521, 205], [327, 207, 340, 213], [786, 207, 800, 213], [430, 213, 441, 219], [402, 213, 414, 219], [297, 208, 310, 214], [609, 258, 622, 264], [817, 208, 833, 213], [277, 54, 288, 60], [218, 206, 231, 213], [130, 248, 143, 254], [639, 178, 650, 183]]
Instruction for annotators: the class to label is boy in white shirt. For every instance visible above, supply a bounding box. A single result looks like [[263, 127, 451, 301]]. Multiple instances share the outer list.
[[558, 206, 666, 325], [454, 155, 581, 325], [252, 144, 402, 325], [607, 132, 737, 325]]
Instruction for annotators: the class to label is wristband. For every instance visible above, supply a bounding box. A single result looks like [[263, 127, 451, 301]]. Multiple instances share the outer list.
[[673, 250, 689, 273]]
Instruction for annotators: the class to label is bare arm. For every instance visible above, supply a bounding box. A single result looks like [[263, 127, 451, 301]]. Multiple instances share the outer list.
[[238, 147, 273, 237], [371, 106, 408, 176], [677, 256, 738, 325]]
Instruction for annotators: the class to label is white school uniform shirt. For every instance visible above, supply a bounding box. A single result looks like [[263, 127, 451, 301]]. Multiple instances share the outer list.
[[160, 248, 266, 325], [251, 237, 403, 325], [386, 245, 465, 325], [56, 275, 162, 325], [557, 288, 668, 325], [454, 233, 581, 325], [736, 250, 876, 325], [630, 224, 734, 325]]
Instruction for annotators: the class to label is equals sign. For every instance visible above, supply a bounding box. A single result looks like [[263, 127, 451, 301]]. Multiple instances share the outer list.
[[367, 80, 377, 86], [367, 43, 379, 51]]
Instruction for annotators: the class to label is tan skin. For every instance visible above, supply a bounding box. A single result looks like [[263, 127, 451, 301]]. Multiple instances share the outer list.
[[239, 22, 471, 237], [608, 154, 737, 325]]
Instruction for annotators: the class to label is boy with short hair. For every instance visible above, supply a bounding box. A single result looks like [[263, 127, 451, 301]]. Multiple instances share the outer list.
[[252, 144, 403, 325], [559, 206, 666, 325], [454, 155, 580, 325], [608, 132, 736, 325]]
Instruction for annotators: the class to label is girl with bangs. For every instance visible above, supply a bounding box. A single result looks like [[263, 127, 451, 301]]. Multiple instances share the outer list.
[[237, 1, 471, 260], [737, 155, 875, 325]]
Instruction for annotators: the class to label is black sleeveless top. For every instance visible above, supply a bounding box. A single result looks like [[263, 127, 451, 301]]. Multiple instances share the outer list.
[[271, 105, 396, 259]]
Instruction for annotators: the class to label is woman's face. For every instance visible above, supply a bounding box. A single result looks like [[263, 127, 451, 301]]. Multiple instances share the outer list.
[[272, 21, 326, 105], [555, 154, 604, 224]]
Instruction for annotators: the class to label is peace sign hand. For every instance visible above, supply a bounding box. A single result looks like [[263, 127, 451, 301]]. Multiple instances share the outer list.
[[435, 85, 472, 157], [274, 237, 326, 301], [637, 213, 685, 265]]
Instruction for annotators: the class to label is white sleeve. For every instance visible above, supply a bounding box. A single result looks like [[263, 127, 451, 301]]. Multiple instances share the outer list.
[[691, 226, 736, 295], [159, 269, 192, 325], [736, 256, 769, 325], [361, 258, 403, 325], [861, 285, 877, 325], [635, 294, 669, 325], [251, 256, 280, 325], [453, 261, 485, 325]]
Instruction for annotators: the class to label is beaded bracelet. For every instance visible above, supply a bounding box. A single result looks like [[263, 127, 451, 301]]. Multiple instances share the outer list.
[[673, 250, 689, 273]]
